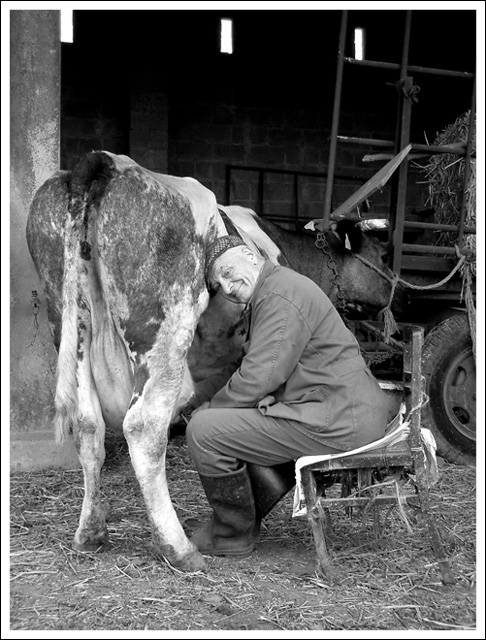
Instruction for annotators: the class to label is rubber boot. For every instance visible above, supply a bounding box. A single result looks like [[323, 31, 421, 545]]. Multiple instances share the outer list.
[[247, 461, 296, 542], [184, 461, 296, 539], [189, 465, 257, 558]]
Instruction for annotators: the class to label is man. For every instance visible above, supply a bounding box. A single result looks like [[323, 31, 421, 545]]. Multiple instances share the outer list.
[[185, 235, 388, 558]]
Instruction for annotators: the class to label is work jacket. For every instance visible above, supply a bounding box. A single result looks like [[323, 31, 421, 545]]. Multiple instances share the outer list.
[[207, 261, 388, 451]]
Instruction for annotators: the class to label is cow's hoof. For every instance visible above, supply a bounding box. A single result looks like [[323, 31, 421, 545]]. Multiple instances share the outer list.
[[175, 549, 207, 572], [154, 543, 207, 572], [72, 530, 109, 552]]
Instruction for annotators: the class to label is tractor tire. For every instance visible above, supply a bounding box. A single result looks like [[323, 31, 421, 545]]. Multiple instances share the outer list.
[[422, 313, 476, 466]]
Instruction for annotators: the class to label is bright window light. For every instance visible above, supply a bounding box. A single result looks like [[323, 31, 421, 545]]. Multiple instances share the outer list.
[[354, 27, 365, 60], [221, 18, 233, 54], [61, 9, 73, 43]]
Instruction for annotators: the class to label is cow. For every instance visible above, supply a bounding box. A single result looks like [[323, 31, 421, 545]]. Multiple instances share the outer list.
[[27, 151, 224, 572], [27, 151, 403, 572]]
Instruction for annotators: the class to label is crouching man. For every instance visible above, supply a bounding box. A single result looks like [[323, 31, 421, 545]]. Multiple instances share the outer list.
[[185, 235, 388, 558]]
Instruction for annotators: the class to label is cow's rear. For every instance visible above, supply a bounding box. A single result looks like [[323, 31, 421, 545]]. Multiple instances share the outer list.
[[27, 151, 225, 571]]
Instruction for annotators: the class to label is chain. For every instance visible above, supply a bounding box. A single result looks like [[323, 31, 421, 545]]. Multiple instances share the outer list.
[[362, 349, 398, 365], [315, 232, 347, 310]]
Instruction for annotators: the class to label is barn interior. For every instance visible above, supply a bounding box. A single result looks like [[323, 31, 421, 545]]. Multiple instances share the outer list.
[[10, 8, 477, 470], [61, 10, 475, 215]]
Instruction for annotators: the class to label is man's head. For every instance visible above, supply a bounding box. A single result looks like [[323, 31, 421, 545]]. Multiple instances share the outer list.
[[205, 235, 265, 304]]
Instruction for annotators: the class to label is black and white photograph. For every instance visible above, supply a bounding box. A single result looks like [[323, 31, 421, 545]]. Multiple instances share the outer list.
[[3, 1, 484, 635]]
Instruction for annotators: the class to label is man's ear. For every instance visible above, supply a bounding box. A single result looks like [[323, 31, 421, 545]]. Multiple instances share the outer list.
[[243, 246, 257, 262]]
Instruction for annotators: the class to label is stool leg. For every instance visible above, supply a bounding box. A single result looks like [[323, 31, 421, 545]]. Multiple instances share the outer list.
[[323, 505, 335, 542], [302, 468, 333, 580], [414, 474, 455, 585], [406, 325, 455, 585]]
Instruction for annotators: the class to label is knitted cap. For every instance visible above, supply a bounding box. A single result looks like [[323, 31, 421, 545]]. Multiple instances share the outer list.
[[205, 235, 247, 281]]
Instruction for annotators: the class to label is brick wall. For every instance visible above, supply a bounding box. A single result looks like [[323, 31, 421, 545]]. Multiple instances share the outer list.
[[58, 9, 443, 225], [168, 95, 428, 225], [60, 59, 429, 225], [59, 9, 474, 228], [129, 70, 169, 174], [60, 45, 130, 171]]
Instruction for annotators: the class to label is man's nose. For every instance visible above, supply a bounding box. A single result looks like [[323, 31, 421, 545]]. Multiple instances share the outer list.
[[221, 279, 233, 295]]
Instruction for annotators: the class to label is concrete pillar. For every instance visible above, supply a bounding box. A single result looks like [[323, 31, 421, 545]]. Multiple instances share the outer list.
[[10, 10, 79, 470]]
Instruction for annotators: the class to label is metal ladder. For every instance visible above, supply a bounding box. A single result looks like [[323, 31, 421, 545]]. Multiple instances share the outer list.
[[322, 10, 476, 274]]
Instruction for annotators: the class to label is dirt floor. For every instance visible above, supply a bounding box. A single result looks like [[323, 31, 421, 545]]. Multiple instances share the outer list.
[[9, 428, 477, 633]]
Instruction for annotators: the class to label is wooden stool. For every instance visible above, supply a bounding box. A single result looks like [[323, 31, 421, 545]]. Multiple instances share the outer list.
[[298, 326, 455, 585]]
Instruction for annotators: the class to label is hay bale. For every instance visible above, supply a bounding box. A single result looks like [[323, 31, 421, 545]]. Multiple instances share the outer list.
[[424, 110, 476, 263], [423, 110, 476, 355]]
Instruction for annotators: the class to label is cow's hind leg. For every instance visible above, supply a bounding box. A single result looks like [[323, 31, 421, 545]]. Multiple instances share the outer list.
[[72, 324, 108, 551], [123, 364, 206, 572]]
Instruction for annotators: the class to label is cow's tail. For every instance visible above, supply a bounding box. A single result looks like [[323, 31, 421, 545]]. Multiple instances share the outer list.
[[54, 212, 80, 444], [54, 152, 115, 444]]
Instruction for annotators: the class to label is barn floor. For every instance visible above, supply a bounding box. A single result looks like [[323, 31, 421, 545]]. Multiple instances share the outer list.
[[9, 428, 477, 632]]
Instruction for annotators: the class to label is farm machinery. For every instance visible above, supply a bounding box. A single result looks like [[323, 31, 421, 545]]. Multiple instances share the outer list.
[[318, 10, 476, 465]]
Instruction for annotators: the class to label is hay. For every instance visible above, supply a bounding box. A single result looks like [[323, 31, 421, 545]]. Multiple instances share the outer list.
[[422, 110, 477, 352], [424, 110, 476, 263], [9, 434, 477, 631]]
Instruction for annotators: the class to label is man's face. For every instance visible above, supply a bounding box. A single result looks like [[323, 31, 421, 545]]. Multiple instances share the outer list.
[[209, 246, 261, 304]]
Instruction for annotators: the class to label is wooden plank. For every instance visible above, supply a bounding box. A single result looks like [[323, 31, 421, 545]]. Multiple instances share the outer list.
[[400, 254, 456, 272], [344, 56, 474, 79], [317, 494, 420, 508], [402, 243, 473, 256], [305, 449, 413, 472], [328, 145, 412, 223], [379, 381, 404, 391], [363, 143, 472, 162], [404, 220, 476, 234]]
